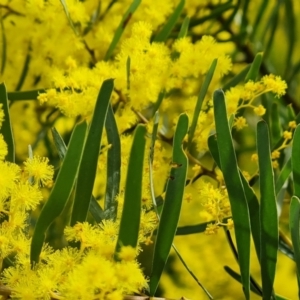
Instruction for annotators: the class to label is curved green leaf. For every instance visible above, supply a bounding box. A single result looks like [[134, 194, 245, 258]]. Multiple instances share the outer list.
[[245, 52, 263, 82], [275, 158, 291, 196], [213, 89, 250, 300], [188, 59, 217, 149], [8, 89, 44, 101], [104, 104, 121, 219], [0, 83, 15, 162], [30, 121, 87, 265], [149, 113, 188, 296], [208, 134, 261, 261], [114, 125, 147, 257], [292, 125, 300, 197], [257, 120, 278, 300], [223, 65, 251, 91], [153, 0, 185, 42], [70, 79, 114, 225], [104, 0, 142, 60], [177, 16, 190, 39], [289, 196, 300, 282], [51, 127, 105, 223]]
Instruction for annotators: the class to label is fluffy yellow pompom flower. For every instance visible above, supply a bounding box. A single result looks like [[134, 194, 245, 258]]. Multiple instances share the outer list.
[[23, 156, 54, 187]]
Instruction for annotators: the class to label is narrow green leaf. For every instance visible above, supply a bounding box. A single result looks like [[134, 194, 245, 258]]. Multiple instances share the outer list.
[[188, 59, 217, 149], [292, 125, 300, 197], [177, 16, 190, 39], [0, 83, 15, 162], [114, 125, 147, 257], [151, 90, 165, 118], [275, 158, 291, 195], [213, 89, 250, 300], [223, 65, 251, 91], [30, 121, 87, 265], [0, 17, 7, 75], [149, 114, 188, 296], [257, 120, 278, 300], [279, 235, 294, 261], [224, 266, 262, 296], [208, 134, 261, 261], [59, 0, 78, 35], [149, 112, 160, 212], [51, 127, 68, 160], [176, 218, 231, 235], [104, 104, 121, 219], [104, 0, 142, 60], [15, 52, 31, 91], [245, 52, 263, 82], [8, 89, 45, 101], [51, 127, 106, 222], [153, 0, 185, 42], [289, 196, 300, 281], [71, 79, 114, 225]]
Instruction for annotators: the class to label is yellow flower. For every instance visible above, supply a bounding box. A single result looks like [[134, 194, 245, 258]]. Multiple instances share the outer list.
[[283, 130, 292, 140], [253, 104, 266, 116], [234, 116, 248, 130], [23, 156, 54, 187], [118, 245, 137, 261]]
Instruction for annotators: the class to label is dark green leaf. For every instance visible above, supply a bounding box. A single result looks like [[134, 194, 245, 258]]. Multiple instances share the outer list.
[[149, 114, 188, 296], [8, 89, 45, 101], [0, 83, 15, 162], [208, 134, 261, 261], [257, 120, 278, 300], [223, 65, 251, 91], [114, 125, 147, 257], [224, 266, 262, 296], [275, 158, 291, 196], [153, 0, 185, 42], [292, 125, 300, 198], [104, 104, 121, 219], [289, 196, 300, 281], [245, 52, 263, 82], [51, 127, 105, 223], [70, 79, 114, 225], [213, 89, 250, 300], [188, 59, 217, 149], [30, 121, 87, 265]]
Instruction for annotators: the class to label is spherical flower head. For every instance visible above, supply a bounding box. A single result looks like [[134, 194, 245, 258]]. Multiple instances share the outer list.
[[271, 150, 280, 159], [262, 74, 287, 97], [251, 153, 258, 162], [272, 160, 279, 169], [283, 130, 292, 140], [234, 116, 248, 130], [205, 223, 219, 235], [23, 155, 54, 187], [289, 121, 297, 129], [10, 182, 43, 211], [118, 245, 137, 261], [254, 104, 266, 116]]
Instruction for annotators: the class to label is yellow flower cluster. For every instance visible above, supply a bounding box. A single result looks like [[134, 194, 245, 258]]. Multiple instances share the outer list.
[[197, 181, 232, 234]]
